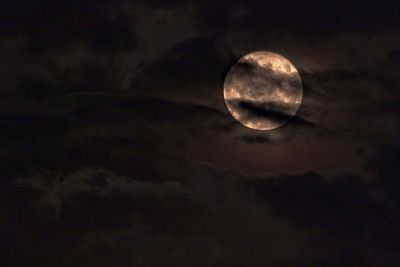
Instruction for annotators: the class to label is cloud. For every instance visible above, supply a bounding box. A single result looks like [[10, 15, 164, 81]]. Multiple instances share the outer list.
[[1, 2, 400, 266], [0, 1, 137, 52], [188, 162, 400, 266], [8, 152, 400, 266], [130, 37, 229, 105], [16, 166, 188, 217]]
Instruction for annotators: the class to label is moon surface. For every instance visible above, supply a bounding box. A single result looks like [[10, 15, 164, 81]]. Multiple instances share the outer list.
[[223, 51, 303, 130]]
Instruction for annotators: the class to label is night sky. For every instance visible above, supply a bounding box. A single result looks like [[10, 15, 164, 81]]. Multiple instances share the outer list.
[[1, 1, 400, 266]]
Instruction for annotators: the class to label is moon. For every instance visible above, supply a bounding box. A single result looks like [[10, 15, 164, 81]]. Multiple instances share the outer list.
[[223, 51, 303, 130]]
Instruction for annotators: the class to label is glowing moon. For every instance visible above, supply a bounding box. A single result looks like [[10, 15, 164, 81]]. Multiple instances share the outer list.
[[223, 51, 303, 130]]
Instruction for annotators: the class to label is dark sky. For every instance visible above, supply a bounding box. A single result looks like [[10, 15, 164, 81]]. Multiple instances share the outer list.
[[1, 1, 400, 266]]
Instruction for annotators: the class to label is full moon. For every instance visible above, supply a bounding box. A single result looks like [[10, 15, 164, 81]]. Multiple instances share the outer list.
[[223, 51, 303, 130]]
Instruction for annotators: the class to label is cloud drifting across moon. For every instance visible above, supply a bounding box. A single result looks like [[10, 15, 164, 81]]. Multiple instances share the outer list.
[[224, 51, 303, 130]]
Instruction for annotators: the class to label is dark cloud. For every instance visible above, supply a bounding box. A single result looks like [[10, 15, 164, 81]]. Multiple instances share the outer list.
[[194, 0, 400, 38], [227, 99, 313, 127], [16, 166, 188, 217], [248, 173, 380, 233], [240, 134, 271, 144], [131, 37, 230, 103], [1, 1, 136, 52], [1, 1, 400, 266], [190, 163, 400, 266], [3, 163, 338, 266]]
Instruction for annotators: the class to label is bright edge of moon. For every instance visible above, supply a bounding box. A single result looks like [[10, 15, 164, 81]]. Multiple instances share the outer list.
[[223, 51, 303, 131]]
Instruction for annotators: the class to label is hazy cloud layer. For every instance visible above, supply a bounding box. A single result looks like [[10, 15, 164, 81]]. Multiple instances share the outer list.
[[1, 1, 400, 266]]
